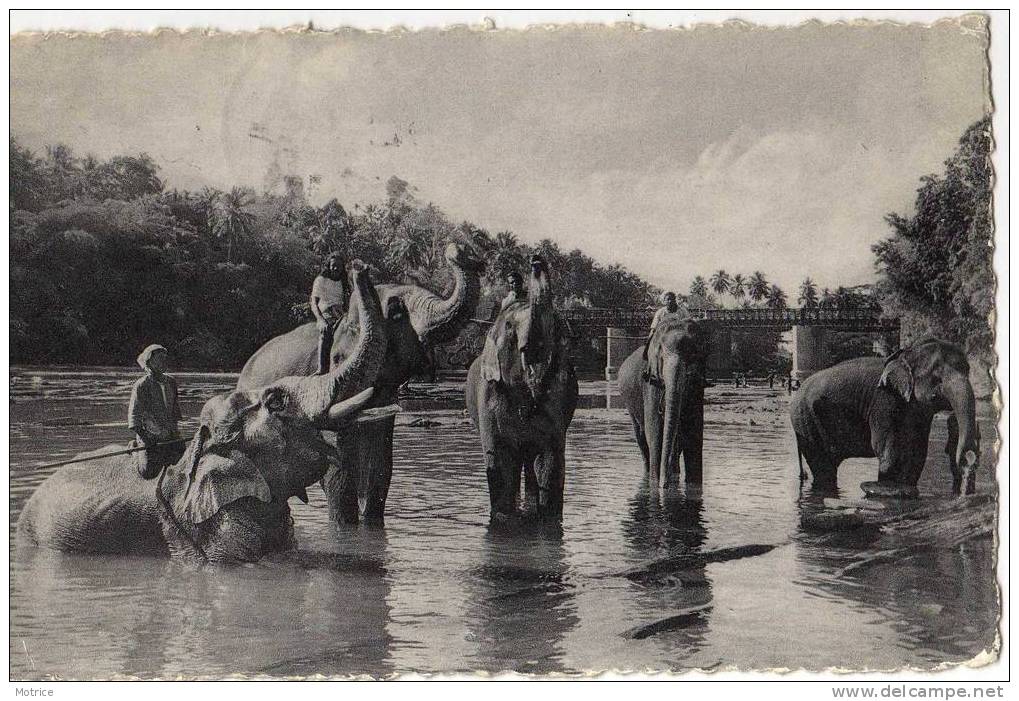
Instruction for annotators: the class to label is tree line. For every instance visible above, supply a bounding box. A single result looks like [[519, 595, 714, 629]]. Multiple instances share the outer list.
[[9, 139, 658, 369], [872, 116, 994, 376], [9, 115, 994, 378]]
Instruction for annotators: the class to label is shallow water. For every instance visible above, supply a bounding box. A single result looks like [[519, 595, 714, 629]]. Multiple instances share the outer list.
[[9, 367, 1000, 678]]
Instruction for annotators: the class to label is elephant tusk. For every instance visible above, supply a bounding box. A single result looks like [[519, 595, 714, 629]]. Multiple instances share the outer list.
[[328, 387, 375, 423]]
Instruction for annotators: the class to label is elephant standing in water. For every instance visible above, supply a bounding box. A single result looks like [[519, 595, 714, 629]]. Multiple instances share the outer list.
[[466, 255, 579, 522], [17, 266, 386, 564], [790, 338, 981, 496], [618, 317, 711, 487], [239, 242, 485, 525]]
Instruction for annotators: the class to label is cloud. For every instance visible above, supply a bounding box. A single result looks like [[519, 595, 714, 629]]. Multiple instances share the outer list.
[[438, 126, 951, 296]]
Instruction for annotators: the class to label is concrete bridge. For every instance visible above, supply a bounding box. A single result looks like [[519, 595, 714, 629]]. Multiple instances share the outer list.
[[559, 306, 901, 381]]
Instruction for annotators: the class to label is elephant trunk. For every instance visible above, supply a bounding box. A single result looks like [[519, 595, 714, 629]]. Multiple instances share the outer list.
[[286, 265, 387, 425], [412, 243, 483, 345], [945, 373, 980, 494], [658, 355, 685, 487], [333, 265, 387, 396]]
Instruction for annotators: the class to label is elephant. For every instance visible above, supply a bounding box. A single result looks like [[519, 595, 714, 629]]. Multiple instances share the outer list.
[[618, 316, 711, 487], [790, 338, 981, 496], [17, 265, 387, 564], [238, 241, 485, 526], [466, 255, 579, 522]]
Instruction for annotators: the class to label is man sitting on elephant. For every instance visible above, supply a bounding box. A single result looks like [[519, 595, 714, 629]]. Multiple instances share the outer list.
[[311, 253, 348, 374], [128, 344, 184, 479], [501, 271, 526, 311]]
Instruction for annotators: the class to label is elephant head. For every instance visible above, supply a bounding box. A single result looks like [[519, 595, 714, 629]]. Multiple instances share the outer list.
[[645, 317, 711, 486], [339, 291, 430, 404], [878, 339, 980, 493], [160, 265, 387, 562], [480, 255, 569, 402]]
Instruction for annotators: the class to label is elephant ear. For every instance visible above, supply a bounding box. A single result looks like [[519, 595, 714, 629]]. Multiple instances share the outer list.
[[480, 314, 524, 384], [178, 450, 272, 525], [879, 349, 914, 402]]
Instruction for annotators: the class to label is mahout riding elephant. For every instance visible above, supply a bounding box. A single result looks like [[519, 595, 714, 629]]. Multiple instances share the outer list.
[[17, 266, 387, 564], [618, 317, 711, 487], [238, 241, 485, 526], [466, 255, 579, 522], [790, 338, 981, 496]]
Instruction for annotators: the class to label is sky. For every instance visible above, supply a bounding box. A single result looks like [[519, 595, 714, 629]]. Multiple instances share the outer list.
[[10, 18, 989, 294]]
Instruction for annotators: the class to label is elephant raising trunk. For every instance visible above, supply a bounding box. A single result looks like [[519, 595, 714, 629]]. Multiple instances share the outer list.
[[237, 240, 485, 526], [377, 241, 486, 347], [466, 255, 579, 522], [17, 267, 387, 564]]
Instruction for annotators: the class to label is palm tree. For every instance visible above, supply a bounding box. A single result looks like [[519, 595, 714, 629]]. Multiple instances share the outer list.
[[766, 284, 788, 309], [710, 269, 731, 299], [210, 186, 257, 263], [798, 277, 819, 308], [492, 230, 525, 280], [730, 273, 746, 305], [748, 271, 769, 304], [689, 275, 708, 299], [819, 287, 834, 309]]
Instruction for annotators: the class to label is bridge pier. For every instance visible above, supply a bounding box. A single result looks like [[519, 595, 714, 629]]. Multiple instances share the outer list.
[[792, 325, 829, 381], [605, 327, 643, 381], [707, 328, 733, 376]]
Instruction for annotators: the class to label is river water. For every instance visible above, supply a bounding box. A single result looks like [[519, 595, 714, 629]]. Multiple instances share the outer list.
[[9, 367, 1000, 678]]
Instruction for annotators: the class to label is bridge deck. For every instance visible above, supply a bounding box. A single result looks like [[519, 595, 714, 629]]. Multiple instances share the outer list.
[[560, 306, 899, 331]]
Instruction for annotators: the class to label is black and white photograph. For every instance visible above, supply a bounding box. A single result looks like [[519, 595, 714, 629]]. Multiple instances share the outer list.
[[7, 10, 1008, 683]]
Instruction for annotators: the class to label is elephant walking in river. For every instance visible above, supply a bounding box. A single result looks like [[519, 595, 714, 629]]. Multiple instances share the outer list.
[[17, 266, 386, 564], [790, 339, 981, 495], [618, 317, 711, 487], [466, 255, 578, 522]]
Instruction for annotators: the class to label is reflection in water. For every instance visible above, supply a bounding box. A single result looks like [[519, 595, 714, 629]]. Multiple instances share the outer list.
[[793, 499, 998, 667], [9, 368, 1001, 676], [620, 482, 711, 654], [465, 527, 579, 674]]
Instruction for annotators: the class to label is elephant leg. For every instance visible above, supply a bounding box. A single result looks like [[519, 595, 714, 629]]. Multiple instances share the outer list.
[[323, 429, 360, 525], [322, 463, 360, 525], [358, 419, 395, 527], [894, 414, 934, 488], [486, 446, 519, 517], [629, 413, 650, 472], [522, 452, 539, 517], [945, 413, 963, 494], [643, 386, 664, 484], [801, 444, 839, 494], [683, 400, 705, 484], [535, 445, 566, 520]]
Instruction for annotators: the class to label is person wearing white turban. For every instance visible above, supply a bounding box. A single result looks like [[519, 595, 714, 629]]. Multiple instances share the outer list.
[[127, 344, 184, 478]]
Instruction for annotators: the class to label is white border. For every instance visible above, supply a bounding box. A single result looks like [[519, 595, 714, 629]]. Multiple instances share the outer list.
[[4, 8, 1010, 693]]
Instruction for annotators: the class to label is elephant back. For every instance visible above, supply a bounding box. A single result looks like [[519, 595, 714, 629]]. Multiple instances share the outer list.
[[237, 323, 321, 391]]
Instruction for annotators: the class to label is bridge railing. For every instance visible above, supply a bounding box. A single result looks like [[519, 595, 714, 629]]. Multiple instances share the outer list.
[[560, 305, 897, 330]]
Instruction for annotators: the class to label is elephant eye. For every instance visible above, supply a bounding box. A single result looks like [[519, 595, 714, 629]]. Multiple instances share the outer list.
[[264, 389, 290, 414]]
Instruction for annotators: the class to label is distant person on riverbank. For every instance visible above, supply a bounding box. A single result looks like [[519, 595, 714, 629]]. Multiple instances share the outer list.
[[311, 253, 348, 374], [128, 344, 183, 479], [501, 271, 525, 310]]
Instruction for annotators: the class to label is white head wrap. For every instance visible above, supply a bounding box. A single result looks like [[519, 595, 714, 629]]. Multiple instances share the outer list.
[[137, 344, 168, 371]]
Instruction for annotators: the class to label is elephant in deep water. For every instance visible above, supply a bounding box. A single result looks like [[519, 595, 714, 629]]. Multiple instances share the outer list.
[[618, 317, 711, 487], [466, 255, 579, 522], [17, 266, 387, 564], [790, 338, 981, 496], [238, 242, 485, 526]]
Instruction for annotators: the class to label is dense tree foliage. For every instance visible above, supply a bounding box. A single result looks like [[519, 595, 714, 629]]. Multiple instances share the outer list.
[[10, 140, 658, 369], [873, 117, 994, 365]]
